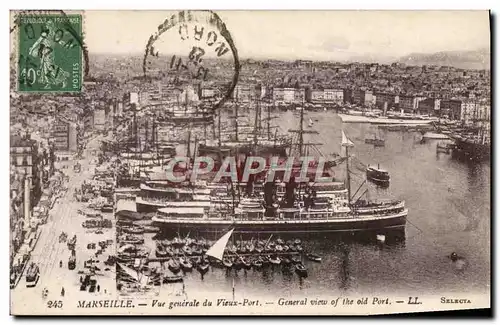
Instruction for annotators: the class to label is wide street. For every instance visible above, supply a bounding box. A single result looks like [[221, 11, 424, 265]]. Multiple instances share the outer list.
[[11, 135, 116, 313]]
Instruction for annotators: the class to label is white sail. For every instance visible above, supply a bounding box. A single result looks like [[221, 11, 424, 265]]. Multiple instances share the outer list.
[[206, 228, 234, 261], [341, 130, 354, 147], [117, 262, 141, 283], [139, 274, 149, 287]]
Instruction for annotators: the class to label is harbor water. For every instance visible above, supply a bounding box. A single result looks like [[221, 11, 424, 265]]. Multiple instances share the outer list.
[[137, 110, 490, 300]]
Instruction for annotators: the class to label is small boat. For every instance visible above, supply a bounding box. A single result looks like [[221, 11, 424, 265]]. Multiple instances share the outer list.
[[223, 257, 233, 269], [295, 263, 308, 277], [233, 257, 243, 270], [122, 226, 144, 235], [171, 237, 185, 248], [187, 238, 198, 247], [101, 204, 113, 213], [241, 257, 252, 270], [192, 246, 203, 256], [306, 253, 322, 262], [165, 247, 174, 257], [366, 164, 390, 187], [179, 257, 193, 272], [163, 275, 184, 284], [182, 246, 193, 256], [296, 245, 303, 252], [365, 138, 385, 146], [228, 245, 238, 254], [269, 256, 281, 265], [276, 238, 284, 245], [168, 259, 181, 274], [289, 245, 297, 252], [246, 243, 255, 253], [261, 255, 270, 266], [155, 245, 168, 258], [252, 258, 263, 269], [190, 256, 201, 267], [283, 245, 290, 252], [294, 239, 301, 245], [275, 245, 283, 253], [291, 256, 301, 264], [197, 263, 209, 274], [255, 245, 264, 254]]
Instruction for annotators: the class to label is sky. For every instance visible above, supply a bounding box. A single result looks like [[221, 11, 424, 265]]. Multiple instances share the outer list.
[[84, 10, 490, 61]]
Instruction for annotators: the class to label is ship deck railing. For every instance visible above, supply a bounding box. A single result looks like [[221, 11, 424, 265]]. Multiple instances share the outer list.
[[152, 209, 408, 224]]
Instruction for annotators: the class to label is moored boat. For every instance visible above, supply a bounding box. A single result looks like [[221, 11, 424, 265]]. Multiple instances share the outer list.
[[306, 253, 322, 262], [168, 259, 181, 274], [163, 274, 184, 283], [179, 257, 193, 272], [197, 263, 210, 274], [269, 256, 281, 265], [223, 257, 233, 269], [366, 164, 390, 187], [295, 263, 308, 277]]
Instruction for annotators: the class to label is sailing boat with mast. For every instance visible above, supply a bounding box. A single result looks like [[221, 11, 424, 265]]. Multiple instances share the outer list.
[[449, 100, 490, 161], [116, 262, 153, 293]]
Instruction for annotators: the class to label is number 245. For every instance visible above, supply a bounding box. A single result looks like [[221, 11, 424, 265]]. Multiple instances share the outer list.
[[47, 300, 63, 308]]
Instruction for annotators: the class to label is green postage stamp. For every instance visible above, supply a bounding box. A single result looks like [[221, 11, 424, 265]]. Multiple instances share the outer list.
[[16, 13, 82, 92]]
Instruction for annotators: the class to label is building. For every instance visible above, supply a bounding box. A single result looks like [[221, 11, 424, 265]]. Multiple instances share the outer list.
[[200, 88, 216, 99], [440, 99, 462, 120], [417, 98, 441, 116], [52, 121, 70, 151], [399, 95, 417, 113], [374, 92, 398, 109], [343, 89, 353, 103], [350, 90, 374, 107], [129, 92, 139, 105], [94, 108, 106, 132], [272, 88, 305, 105], [307, 88, 343, 105], [232, 85, 254, 103], [460, 101, 491, 123], [10, 134, 41, 211], [51, 120, 78, 152]]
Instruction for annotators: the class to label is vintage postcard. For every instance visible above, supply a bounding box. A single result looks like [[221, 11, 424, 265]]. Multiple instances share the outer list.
[[9, 10, 491, 315]]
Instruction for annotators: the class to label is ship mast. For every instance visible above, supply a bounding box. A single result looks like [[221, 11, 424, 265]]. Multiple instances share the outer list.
[[288, 104, 320, 156], [267, 103, 271, 140], [234, 103, 239, 142], [186, 126, 192, 158], [253, 96, 260, 146], [218, 109, 221, 148], [346, 144, 351, 203]]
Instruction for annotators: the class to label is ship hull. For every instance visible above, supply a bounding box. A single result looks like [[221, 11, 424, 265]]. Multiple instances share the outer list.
[[152, 211, 407, 240], [452, 139, 490, 161]]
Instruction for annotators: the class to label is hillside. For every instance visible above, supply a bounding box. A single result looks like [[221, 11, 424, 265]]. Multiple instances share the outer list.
[[397, 48, 490, 70]]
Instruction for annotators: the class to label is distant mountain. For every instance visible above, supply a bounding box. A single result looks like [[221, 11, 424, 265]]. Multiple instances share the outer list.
[[397, 48, 490, 70]]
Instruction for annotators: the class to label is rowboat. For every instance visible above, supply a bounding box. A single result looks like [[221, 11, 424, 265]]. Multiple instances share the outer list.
[[295, 263, 308, 277], [306, 253, 322, 262]]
